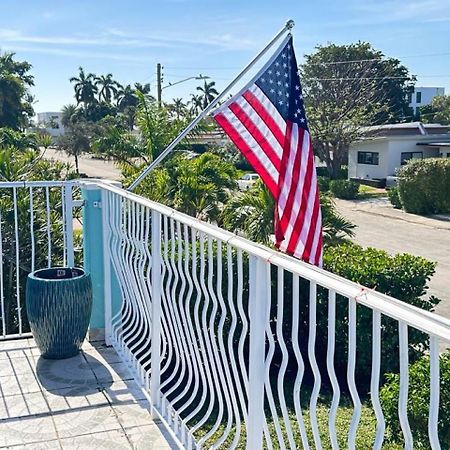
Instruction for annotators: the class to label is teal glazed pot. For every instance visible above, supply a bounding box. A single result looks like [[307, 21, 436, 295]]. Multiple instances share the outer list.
[[26, 267, 93, 359]]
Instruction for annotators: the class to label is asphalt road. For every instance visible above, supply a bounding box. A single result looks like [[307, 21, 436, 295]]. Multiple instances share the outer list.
[[335, 198, 450, 319], [43, 148, 121, 180]]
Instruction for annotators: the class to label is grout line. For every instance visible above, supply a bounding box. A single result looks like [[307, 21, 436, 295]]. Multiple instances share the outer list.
[[81, 350, 136, 449]]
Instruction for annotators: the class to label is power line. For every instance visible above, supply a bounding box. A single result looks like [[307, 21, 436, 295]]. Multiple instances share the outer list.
[[164, 50, 450, 72]]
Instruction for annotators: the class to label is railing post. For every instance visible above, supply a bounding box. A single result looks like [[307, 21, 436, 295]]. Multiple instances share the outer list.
[[150, 210, 162, 416], [247, 255, 268, 450], [63, 183, 75, 267]]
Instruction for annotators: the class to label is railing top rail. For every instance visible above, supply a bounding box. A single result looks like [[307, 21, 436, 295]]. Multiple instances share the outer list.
[[0, 180, 81, 188], [91, 180, 450, 342]]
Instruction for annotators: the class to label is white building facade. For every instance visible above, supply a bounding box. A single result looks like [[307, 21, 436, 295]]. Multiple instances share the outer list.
[[409, 86, 445, 114], [36, 112, 65, 138], [348, 122, 450, 182]]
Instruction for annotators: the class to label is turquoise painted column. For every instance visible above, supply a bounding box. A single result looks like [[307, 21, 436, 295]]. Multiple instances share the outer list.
[[83, 182, 122, 344], [82, 184, 105, 338]]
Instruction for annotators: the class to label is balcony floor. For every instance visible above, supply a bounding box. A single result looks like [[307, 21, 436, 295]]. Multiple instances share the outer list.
[[0, 338, 176, 449]]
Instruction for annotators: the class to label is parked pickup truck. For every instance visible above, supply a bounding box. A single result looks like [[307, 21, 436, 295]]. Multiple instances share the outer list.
[[237, 173, 260, 191]]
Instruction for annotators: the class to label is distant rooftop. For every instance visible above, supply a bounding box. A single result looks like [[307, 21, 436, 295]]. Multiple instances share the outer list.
[[362, 122, 450, 137]]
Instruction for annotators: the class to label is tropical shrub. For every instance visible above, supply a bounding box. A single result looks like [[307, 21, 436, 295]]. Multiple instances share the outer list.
[[320, 243, 440, 391], [387, 186, 402, 208], [397, 158, 450, 214], [0, 132, 76, 333], [329, 179, 359, 199], [380, 351, 450, 447], [317, 175, 330, 192]]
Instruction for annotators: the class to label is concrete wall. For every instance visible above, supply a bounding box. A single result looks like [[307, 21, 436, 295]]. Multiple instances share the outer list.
[[348, 139, 389, 179]]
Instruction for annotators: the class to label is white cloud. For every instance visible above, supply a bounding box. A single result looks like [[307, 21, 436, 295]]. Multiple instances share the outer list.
[[0, 27, 257, 52]]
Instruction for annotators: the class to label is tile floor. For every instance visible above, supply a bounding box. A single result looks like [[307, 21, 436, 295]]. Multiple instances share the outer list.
[[0, 338, 177, 449]]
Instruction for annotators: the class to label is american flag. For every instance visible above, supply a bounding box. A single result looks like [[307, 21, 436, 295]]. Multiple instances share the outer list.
[[213, 36, 323, 266]]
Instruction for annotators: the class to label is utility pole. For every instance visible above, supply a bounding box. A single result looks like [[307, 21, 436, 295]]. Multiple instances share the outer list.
[[156, 63, 162, 108]]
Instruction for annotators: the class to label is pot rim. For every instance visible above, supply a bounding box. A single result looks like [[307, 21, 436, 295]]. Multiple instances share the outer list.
[[28, 267, 89, 282]]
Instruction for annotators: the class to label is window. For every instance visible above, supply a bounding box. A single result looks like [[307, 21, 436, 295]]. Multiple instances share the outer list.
[[401, 151, 423, 165], [416, 91, 422, 104], [357, 151, 379, 165]]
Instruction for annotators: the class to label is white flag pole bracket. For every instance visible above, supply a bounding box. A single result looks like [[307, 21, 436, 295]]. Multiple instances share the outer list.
[[128, 19, 295, 192]]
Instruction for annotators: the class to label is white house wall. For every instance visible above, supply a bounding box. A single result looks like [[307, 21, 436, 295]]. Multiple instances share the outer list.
[[348, 140, 388, 179], [387, 138, 440, 176]]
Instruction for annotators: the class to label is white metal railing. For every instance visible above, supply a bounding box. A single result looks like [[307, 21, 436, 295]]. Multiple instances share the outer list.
[[0, 181, 81, 339], [98, 181, 450, 450]]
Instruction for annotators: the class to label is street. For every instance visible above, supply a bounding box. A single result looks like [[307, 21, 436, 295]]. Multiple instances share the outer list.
[[43, 148, 121, 180], [335, 198, 450, 319]]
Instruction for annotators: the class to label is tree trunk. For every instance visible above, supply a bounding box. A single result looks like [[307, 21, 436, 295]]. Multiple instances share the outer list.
[[74, 153, 80, 174]]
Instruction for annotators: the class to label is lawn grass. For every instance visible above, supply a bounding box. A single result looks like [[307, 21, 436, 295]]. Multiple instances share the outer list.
[[358, 184, 388, 199], [197, 399, 403, 449]]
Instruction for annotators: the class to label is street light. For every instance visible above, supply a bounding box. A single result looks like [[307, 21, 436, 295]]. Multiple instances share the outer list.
[[162, 74, 210, 90]]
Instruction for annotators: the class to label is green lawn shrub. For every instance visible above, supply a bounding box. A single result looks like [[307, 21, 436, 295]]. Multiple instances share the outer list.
[[317, 176, 330, 192], [319, 243, 439, 392], [329, 179, 359, 199], [397, 158, 450, 215], [380, 351, 450, 447], [387, 186, 402, 209]]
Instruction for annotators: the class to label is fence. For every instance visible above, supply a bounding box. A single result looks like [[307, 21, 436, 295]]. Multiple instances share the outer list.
[[98, 181, 450, 450], [0, 181, 81, 339]]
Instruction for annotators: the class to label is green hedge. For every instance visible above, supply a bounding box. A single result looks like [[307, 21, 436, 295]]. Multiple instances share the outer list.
[[329, 179, 359, 199], [387, 186, 402, 209], [380, 352, 450, 447], [321, 243, 440, 391], [398, 158, 450, 214]]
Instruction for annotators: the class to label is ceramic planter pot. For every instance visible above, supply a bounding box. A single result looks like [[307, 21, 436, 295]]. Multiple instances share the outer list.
[[26, 267, 92, 359]]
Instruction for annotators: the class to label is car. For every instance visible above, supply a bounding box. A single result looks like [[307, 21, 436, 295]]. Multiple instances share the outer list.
[[237, 173, 260, 191]]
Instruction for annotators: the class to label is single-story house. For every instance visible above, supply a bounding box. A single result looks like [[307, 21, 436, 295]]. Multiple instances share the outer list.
[[348, 122, 450, 182]]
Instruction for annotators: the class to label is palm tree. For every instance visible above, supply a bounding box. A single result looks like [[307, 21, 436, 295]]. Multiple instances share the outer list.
[[134, 82, 151, 95], [170, 98, 187, 119], [61, 104, 78, 127], [196, 80, 219, 108], [116, 84, 136, 110], [69, 67, 97, 107], [221, 180, 275, 245], [95, 73, 119, 103], [189, 94, 203, 114]]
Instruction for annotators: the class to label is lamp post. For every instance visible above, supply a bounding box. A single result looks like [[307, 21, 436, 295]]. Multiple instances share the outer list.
[[156, 69, 209, 107]]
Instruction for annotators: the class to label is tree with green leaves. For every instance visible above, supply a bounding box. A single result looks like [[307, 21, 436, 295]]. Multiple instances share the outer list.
[[419, 94, 450, 124], [70, 67, 98, 107], [196, 80, 218, 108], [301, 42, 415, 178], [61, 104, 79, 127], [0, 130, 75, 334], [95, 73, 119, 103], [57, 121, 98, 174], [170, 98, 187, 120], [0, 52, 34, 129], [189, 94, 203, 114]]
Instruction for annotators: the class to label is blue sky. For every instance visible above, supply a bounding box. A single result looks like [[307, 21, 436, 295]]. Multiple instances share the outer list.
[[2, 0, 450, 113]]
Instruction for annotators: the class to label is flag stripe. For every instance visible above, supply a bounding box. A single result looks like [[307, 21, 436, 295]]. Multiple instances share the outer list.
[[219, 107, 279, 184], [228, 101, 282, 171], [243, 88, 286, 148], [214, 112, 278, 196]]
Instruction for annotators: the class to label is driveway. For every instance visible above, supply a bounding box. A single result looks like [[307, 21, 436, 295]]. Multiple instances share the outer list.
[[43, 148, 121, 180], [335, 198, 450, 319]]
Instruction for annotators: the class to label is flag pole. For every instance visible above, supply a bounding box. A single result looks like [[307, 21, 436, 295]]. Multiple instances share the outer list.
[[128, 19, 295, 192]]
